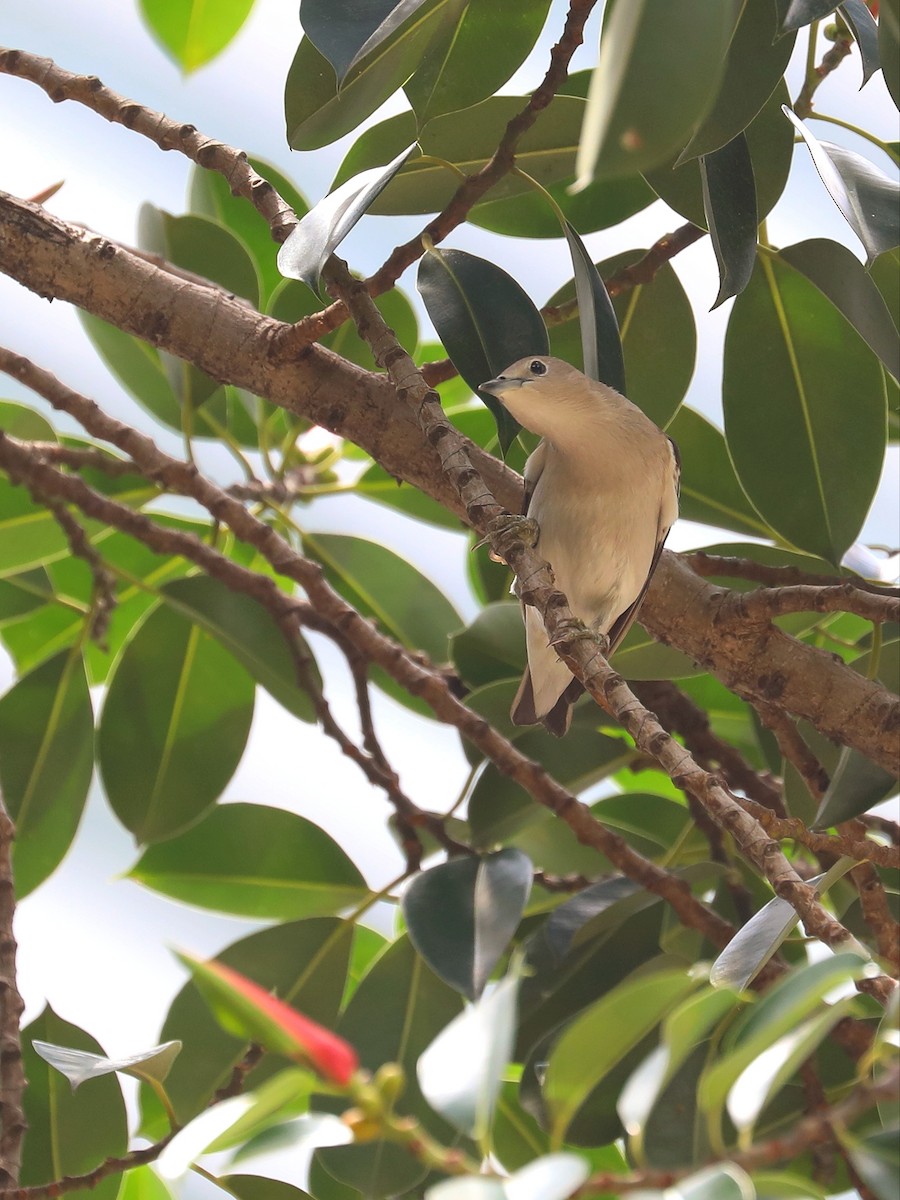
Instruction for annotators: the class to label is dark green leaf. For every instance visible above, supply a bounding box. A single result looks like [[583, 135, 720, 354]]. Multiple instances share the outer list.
[[139, 207, 259, 307], [840, 0, 882, 86], [333, 96, 590, 215], [98, 601, 255, 843], [276, 145, 416, 292], [575, 0, 738, 185], [139, 0, 256, 71], [779, 238, 899, 381], [613, 623, 704, 681], [563, 221, 626, 392], [680, 2, 796, 161], [79, 312, 182, 429], [300, 0, 426, 81], [285, 2, 450, 151], [417, 247, 549, 452], [781, 0, 840, 32], [301, 532, 462, 661], [813, 746, 898, 827], [647, 81, 793, 225], [0, 649, 93, 897], [22, 1007, 127, 1199], [700, 133, 758, 309], [328, 287, 419, 368], [404, 0, 552, 125], [723, 252, 887, 563], [470, 172, 654, 239], [846, 1127, 900, 1200], [785, 108, 900, 264], [356, 462, 461, 528], [665, 407, 772, 538], [142, 919, 352, 1132], [548, 249, 696, 428], [161, 574, 318, 721], [129, 802, 368, 918], [189, 158, 310, 305], [316, 937, 463, 1196], [225, 1176, 313, 1200], [451, 602, 524, 689], [402, 850, 532, 999], [880, 0, 900, 108]]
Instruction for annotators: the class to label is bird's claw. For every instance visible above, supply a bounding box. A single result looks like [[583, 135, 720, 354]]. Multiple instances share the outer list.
[[486, 514, 540, 563], [549, 620, 609, 656]]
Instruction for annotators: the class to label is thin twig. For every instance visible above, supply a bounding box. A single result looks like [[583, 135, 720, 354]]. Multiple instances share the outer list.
[[683, 551, 899, 597], [0, 796, 25, 1189]]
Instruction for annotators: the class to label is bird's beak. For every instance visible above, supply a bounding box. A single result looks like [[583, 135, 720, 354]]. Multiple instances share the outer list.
[[480, 376, 526, 395]]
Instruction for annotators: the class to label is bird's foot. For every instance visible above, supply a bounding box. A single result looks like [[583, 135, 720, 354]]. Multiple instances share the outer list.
[[484, 514, 540, 563], [549, 619, 610, 657]]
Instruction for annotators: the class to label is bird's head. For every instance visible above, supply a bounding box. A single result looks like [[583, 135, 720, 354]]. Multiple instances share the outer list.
[[480, 356, 617, 438]]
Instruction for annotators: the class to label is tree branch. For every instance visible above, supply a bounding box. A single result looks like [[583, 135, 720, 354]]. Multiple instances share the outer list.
[[0, 796, 25, 1190]]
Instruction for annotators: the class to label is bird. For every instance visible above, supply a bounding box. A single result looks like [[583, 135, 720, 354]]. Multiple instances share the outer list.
[[479, 356, 680, 737]]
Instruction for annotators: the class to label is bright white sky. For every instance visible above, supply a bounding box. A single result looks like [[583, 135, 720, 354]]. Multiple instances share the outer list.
[[1, 2, 898, 1193]]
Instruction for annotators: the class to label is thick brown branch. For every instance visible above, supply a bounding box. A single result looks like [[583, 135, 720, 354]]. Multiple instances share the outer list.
[[731, 582, 899, 626], [0, 797, 25, 1189]]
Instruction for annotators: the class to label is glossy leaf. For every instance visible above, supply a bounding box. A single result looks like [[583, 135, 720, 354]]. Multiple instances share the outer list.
[[117, 1166, 176, 1200], [680, 2, 796, 160], [548, 248, 696, 428], [285, 2, 449, 151], [471, 172, 654, 239], [417, 246, 549, 452], [504, 1155, 591, 1200], [144, 919, 352, 1130], [334, 96, 590, 215], [316, 937, 463, 1196], [563, 220, 625, 392], [22, 1007, 127, 1198], [139, 206, 259, 307], [418, 971, 520, 1135], [724, 252, 887, 563], [670, 1165, 755, 1200], [189, 157, 310, 305], [880, 0, 900, 108], [785, 107, 900, 264], [779, 238, 899, 381], [34, 1039, 181, 1089], [647, 81, 793, 226], [841, 0, 882, 86], [0, 648, 93, 897], [665, 407, 771, 538], [302, 532, 462, 661], [162, 574, 318, 721], [139, 0, 255, 71], [781, 0, 842, 31], [157, 1095, 256, 1180], [300, 0, 431, 82], [813, 745, 898, 827], [575, 0, 737, 186], [701, 133, 758, 309], [224, 1176, 313, 1200], [544, 966, 700, 1143], [98, 601, 255, 843], [403, 849, 532, 999], [710, 858, 860, 991], [130, 802, 368, 919], [405, 0, 552, 125], [277, 144, 416, 292], [451, 603, 525, 689]]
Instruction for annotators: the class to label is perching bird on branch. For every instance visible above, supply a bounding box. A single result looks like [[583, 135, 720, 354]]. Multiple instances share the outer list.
[[480, 357, 680, 737]]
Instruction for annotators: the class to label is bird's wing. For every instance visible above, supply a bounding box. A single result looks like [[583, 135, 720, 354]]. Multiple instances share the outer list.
[[522, 440, 547, 516], [606, 435, 681, 654]]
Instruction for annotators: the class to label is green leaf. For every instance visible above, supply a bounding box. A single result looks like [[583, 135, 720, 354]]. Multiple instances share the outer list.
[[139, 207, 259, 307], [405, 0, 552, 125], [161, 574, 318, 721], [402, 850, 532, 999], [679, 1, 796, 161], [779, 238, 899, 381], [139, 0, 256, 71], [470, 172, 654, 239], [0, 567, 51, 624], [285, 1, 450, 151], [301, 532, 462, 662], [224, 1176, 313, 1200], [0, 648, 93, 896], [189, 157, 310, 306], [646, 81, 794, 225], [143, 919, 352, 1131], [845, 1126, 900, 1200], [784, 107, 900, 265], [333, 95, 591, 215], [327, 286, 419, 368], [277, 145, 416, 292], [562, 221, 626, 393], [880, 0, 900, 108], [300, 0, 430, 81], [701, 133, 758, 309], [612, 623, 704, 681], [116, 1166, 176, 1200], [548, 248, 696, 428], [98, 601, 255, 843], [451, 602, 525, 689], [22, 1007, 127, 1199], [665, 407, 771, 538], [669, 1164, 755, 1200], [813, 745, 898, 827], [79, 312, 182, 430], [0, 398, 55, 440], [316, 937, 463, 1196], [840, 0, 882, 86], [574, 0, 738, 185], [417, 247, 549, 452], [129, 802, 368, 919], [357, 461, 461, 528], [723, 252, 887, 563], [417, 971, 520, 1136], [544, 967, 701, 1143], [33, 1039, 181, 1089]]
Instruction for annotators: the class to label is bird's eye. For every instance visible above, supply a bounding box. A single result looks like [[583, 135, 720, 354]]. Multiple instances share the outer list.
[[529, 360, 547, 376]]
